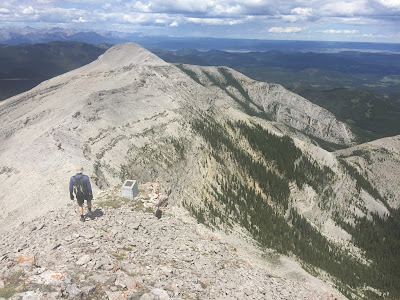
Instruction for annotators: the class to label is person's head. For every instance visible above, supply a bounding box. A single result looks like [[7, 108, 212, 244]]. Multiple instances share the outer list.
[[76, 166, 84, 174]]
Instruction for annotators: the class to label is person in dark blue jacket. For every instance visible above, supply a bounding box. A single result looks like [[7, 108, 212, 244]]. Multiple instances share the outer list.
[[69, 166, 93, 222]]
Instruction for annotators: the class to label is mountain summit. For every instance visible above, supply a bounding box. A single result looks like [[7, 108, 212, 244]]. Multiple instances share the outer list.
[[95, 43, 169, 68]]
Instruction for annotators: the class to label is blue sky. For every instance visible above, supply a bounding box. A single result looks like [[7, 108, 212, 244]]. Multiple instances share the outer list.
[[0, 0, 399, 43]]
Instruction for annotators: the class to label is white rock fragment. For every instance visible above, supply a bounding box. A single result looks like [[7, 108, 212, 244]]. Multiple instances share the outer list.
[[76, 254, 91, 266], [151, 288, 170, 300]]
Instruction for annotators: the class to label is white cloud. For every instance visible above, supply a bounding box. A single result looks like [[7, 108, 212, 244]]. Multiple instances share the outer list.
[[73, 16, 87, 23], [279, 6, 318, 23], [268, 26, 304, 33], [130, 1, 153, 13], [0, 8, 11, 14], [320, 0, 374, 17], [322, 29, 358, 34], [186, 17, 226, 25], [0, 0, 398, 42], [123, 13, 146, 24], [22, 6, 36, 15], [376, 0, 400, 9], [291, 7, 314, 16], [212, 3, 242, 15]]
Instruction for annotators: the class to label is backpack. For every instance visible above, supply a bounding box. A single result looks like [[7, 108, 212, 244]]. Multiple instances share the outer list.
[[73, 175, 87, 200]]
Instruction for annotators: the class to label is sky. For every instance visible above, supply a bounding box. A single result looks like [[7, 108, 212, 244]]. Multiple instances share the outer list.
[[0, 0, 400, 43]]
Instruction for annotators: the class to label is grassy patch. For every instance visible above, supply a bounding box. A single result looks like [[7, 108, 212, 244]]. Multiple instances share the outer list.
[[262, 251, 282, 267], [130, 200, 147, 212], [0, 270, 26, 299], [113, 252, 126, 261], [97, 199, 121, 209], [0, 287, 20, 299]]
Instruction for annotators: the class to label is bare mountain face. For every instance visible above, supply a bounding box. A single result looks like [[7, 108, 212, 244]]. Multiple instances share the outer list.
[[336, 135, 400, 209], [1, 43, 399, 298]]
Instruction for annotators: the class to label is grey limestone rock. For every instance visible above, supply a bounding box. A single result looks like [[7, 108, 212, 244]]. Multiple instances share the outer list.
[[89, 273, 109, 284], [81, 230, 95, 239], [9, 291, 43, 300], [104, 275, 117, 286], [51, 243, 61, 250], [81, 285, 96, 296], [75, 254, 91, 266], [139, 293, 155, 300], [0, 188, 345, 300], [62, 283, 82, 298]]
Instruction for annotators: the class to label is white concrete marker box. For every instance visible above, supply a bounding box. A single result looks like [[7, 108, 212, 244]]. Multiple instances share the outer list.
[[121, 180, 139, 199]]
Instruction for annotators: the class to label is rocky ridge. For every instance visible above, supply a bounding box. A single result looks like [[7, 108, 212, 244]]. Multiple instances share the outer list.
[[0, 42, 355, 232], [0, 185, 342, 300], [175, 65, 354, 145]]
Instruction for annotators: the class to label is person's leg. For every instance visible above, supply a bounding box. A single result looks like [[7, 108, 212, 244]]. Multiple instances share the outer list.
[[87, 200, 92, 212], [77, 198, 85, 221], [78, 205, 83, 215]]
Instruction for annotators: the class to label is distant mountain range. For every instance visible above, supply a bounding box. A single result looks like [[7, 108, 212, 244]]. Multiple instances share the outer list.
[[2, 27, 400, 53]]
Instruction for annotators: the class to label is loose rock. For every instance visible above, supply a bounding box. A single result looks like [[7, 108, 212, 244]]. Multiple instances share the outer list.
[[0, 189, 344, 300]]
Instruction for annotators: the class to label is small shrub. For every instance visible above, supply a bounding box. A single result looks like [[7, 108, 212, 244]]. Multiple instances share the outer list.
[[113, 253, 126, 261]]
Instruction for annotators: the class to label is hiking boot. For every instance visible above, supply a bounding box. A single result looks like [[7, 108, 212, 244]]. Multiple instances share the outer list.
[[80, 215, 85, 222]]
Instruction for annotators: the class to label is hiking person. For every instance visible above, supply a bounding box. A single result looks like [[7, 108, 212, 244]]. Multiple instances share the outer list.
[[69, 166, 93, 222]]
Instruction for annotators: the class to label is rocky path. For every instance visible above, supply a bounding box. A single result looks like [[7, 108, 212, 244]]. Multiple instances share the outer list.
[[0, 197, 342, 300]]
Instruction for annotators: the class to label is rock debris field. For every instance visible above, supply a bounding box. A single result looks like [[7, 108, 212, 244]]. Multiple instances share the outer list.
[[0, 192, 342, 300]]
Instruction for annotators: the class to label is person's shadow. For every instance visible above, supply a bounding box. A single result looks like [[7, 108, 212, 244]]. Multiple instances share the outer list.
[[88, 208, 104, 220]]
